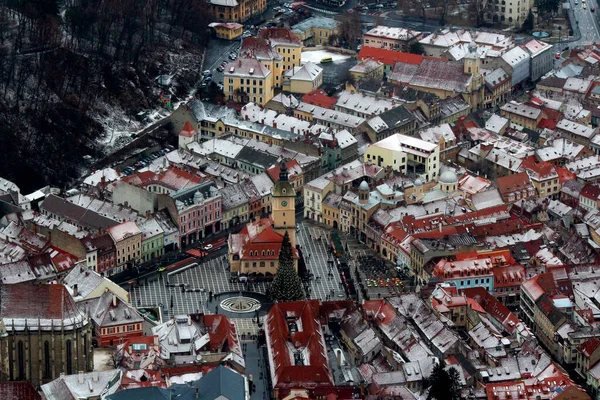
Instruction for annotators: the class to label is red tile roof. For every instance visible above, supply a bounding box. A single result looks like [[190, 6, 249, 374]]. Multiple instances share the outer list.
[[123, 166, 204, 191], [556, 166, 577, 183], [580, 183, 600, 200], [0, 382, 41, 400], [578, 337, 600, 358], [492, 264, 526, 289], [302, 89, 337, 109], [520, 157, 558, 181], [496, 172, 533, 195], [266, 300, 334, 389], [357, 47, 427, 66], [267, 160, 302, 183], [0, 283, 80, 321], [537, 118, 557, 130], [179, 121, 196, 138], [463, 287, 519, 333], [202, 314, 240, 354]]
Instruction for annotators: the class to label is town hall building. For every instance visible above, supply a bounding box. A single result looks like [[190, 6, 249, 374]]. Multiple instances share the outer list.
[[228, 162, 298, 278]]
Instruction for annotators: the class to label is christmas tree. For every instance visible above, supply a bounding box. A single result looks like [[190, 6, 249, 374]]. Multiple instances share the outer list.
[[270, 231, 304, 302]]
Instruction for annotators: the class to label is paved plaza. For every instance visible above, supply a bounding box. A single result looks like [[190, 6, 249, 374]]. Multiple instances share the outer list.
[[130, 256, 269, 317], [297, 222, 347, 301]]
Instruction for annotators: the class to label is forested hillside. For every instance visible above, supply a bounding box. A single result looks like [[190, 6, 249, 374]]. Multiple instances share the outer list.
[[0, 0, 209, 191]]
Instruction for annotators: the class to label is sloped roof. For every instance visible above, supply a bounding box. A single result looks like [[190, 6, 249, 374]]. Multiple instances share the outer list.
[[0, 382, 41, 400], [496, 171, 532, 194], [357, 47, 426, 66]]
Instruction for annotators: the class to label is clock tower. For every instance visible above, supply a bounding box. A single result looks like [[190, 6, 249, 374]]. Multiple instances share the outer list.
[[271, 162, 297, 247]]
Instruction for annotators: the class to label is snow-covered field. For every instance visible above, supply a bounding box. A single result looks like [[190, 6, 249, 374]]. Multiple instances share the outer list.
[[301, 50, 352, 64]]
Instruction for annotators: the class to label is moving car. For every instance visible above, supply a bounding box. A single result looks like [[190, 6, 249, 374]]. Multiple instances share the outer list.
[[203, 244, 213, 250], [321, 56, 333, 63], [157, 267, 166, 272]]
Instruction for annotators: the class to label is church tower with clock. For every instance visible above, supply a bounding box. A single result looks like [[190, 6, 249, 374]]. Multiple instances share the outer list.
[[271, 162, 297, 248]]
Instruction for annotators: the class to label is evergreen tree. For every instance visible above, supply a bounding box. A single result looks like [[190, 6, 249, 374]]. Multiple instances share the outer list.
[[270, 232, 304, 302], [427, 360, 461, 400], [409, 41, 425, 55]]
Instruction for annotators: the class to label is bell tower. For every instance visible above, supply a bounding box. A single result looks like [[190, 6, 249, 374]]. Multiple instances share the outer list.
[[271, 162, 297, 247]]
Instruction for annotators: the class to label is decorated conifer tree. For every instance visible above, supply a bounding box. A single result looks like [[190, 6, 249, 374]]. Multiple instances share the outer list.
[[270, 231, 304, 302]]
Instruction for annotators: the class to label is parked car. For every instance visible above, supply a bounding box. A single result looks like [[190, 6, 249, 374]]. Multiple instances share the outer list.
[[217, 83, 224, 91], [217, 66, 224, 72], [229, 53, 237, 60], [221, 61, 228, 67], [202, 70, 211, 77]]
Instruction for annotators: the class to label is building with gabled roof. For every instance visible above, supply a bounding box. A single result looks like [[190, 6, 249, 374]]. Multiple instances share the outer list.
[[81, 290, 143, 346], [206, 0, 266, 22], [0, 283, 93, 386], [496, 172, 536, 204], [151, 313, 244, 372], [224, 58, 274, 106], [282, 62, 323, 94], [265, 300, 334, 398], [42, 370, 122, 400]]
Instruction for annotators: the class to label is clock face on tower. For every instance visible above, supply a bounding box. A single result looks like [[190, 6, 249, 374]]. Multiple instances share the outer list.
[[281, 201, 288, 207]]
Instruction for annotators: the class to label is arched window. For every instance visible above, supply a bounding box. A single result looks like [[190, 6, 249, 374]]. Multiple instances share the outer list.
[[17, 341, 25, 380], [509, 17, 513, 22], [66, 340, 72, 374], [44, 341, 51, 379]]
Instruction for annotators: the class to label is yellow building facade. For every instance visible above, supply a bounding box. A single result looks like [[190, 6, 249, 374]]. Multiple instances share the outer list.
[[208, 0, 266, 22], [210, 22, 244, 40], [224, 58, 274, 106]]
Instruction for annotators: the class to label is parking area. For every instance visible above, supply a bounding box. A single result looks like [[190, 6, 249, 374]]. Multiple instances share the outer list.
[[202, 39, 241, 90]]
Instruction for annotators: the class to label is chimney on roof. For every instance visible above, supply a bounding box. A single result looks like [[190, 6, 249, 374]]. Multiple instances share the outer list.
[[73, 284, 78, 297], [273, 121, 277, 129], [509, 160, 513, 169], [495, 154, 499, 162], [92, 371, 98, 382], [78, 371, 84, 384], [261, 119, 265, 125], [112, 294, 117, 307]]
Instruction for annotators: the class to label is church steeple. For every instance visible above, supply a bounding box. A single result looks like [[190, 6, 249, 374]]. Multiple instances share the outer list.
[[279, 161, 289, 181], [272, 161, 296, 247]]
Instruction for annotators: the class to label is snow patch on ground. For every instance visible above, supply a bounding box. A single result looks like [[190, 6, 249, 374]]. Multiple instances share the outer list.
[[301, 50, 352, 64]]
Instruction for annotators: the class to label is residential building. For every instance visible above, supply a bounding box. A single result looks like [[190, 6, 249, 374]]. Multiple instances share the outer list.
[[83, 233, 117, 275], [63, 265, 129, 303], [106, 366, 247, 400], [389, 54, 484, 109], [432, 258, 494, 292], [500, 46, 531, 87], [265, 300, 334, 399], [363, 105, 416, 142], [40, 194, 118, 233], [496, 172, 536, 203], [500, 101, 542, 130], [151, 314, 244, 372], [334, 91, 396, 119], [108, 221, 142, 272], [488, 0, 533, 25], [219, 184, 249, 229], [166, 181, 222, 246], [521, 159, 560, 198], [207, 0, 266, 22], [348, 58, 384, 82], [224, 58, 274, 106], [556, 119, 597, 146], [365, 133, 440, 181], [520, 273, 569, 359], [419, 29, 514, 58], [524, 39, 554, 81], [483, 67, 511, 109], [282, 62, 323, 94], [0, 283, 93, 386], [578, 183, 600, 213], [41, 370, 122, 400], [417, 123, 459, 161], [81, 291, 143, 346], [363, 26, 421, 52], [291, 17, 339, 46], [208, 22, 243, 40], [138, 217, 164, 262], [357, 47, 427, 75]]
